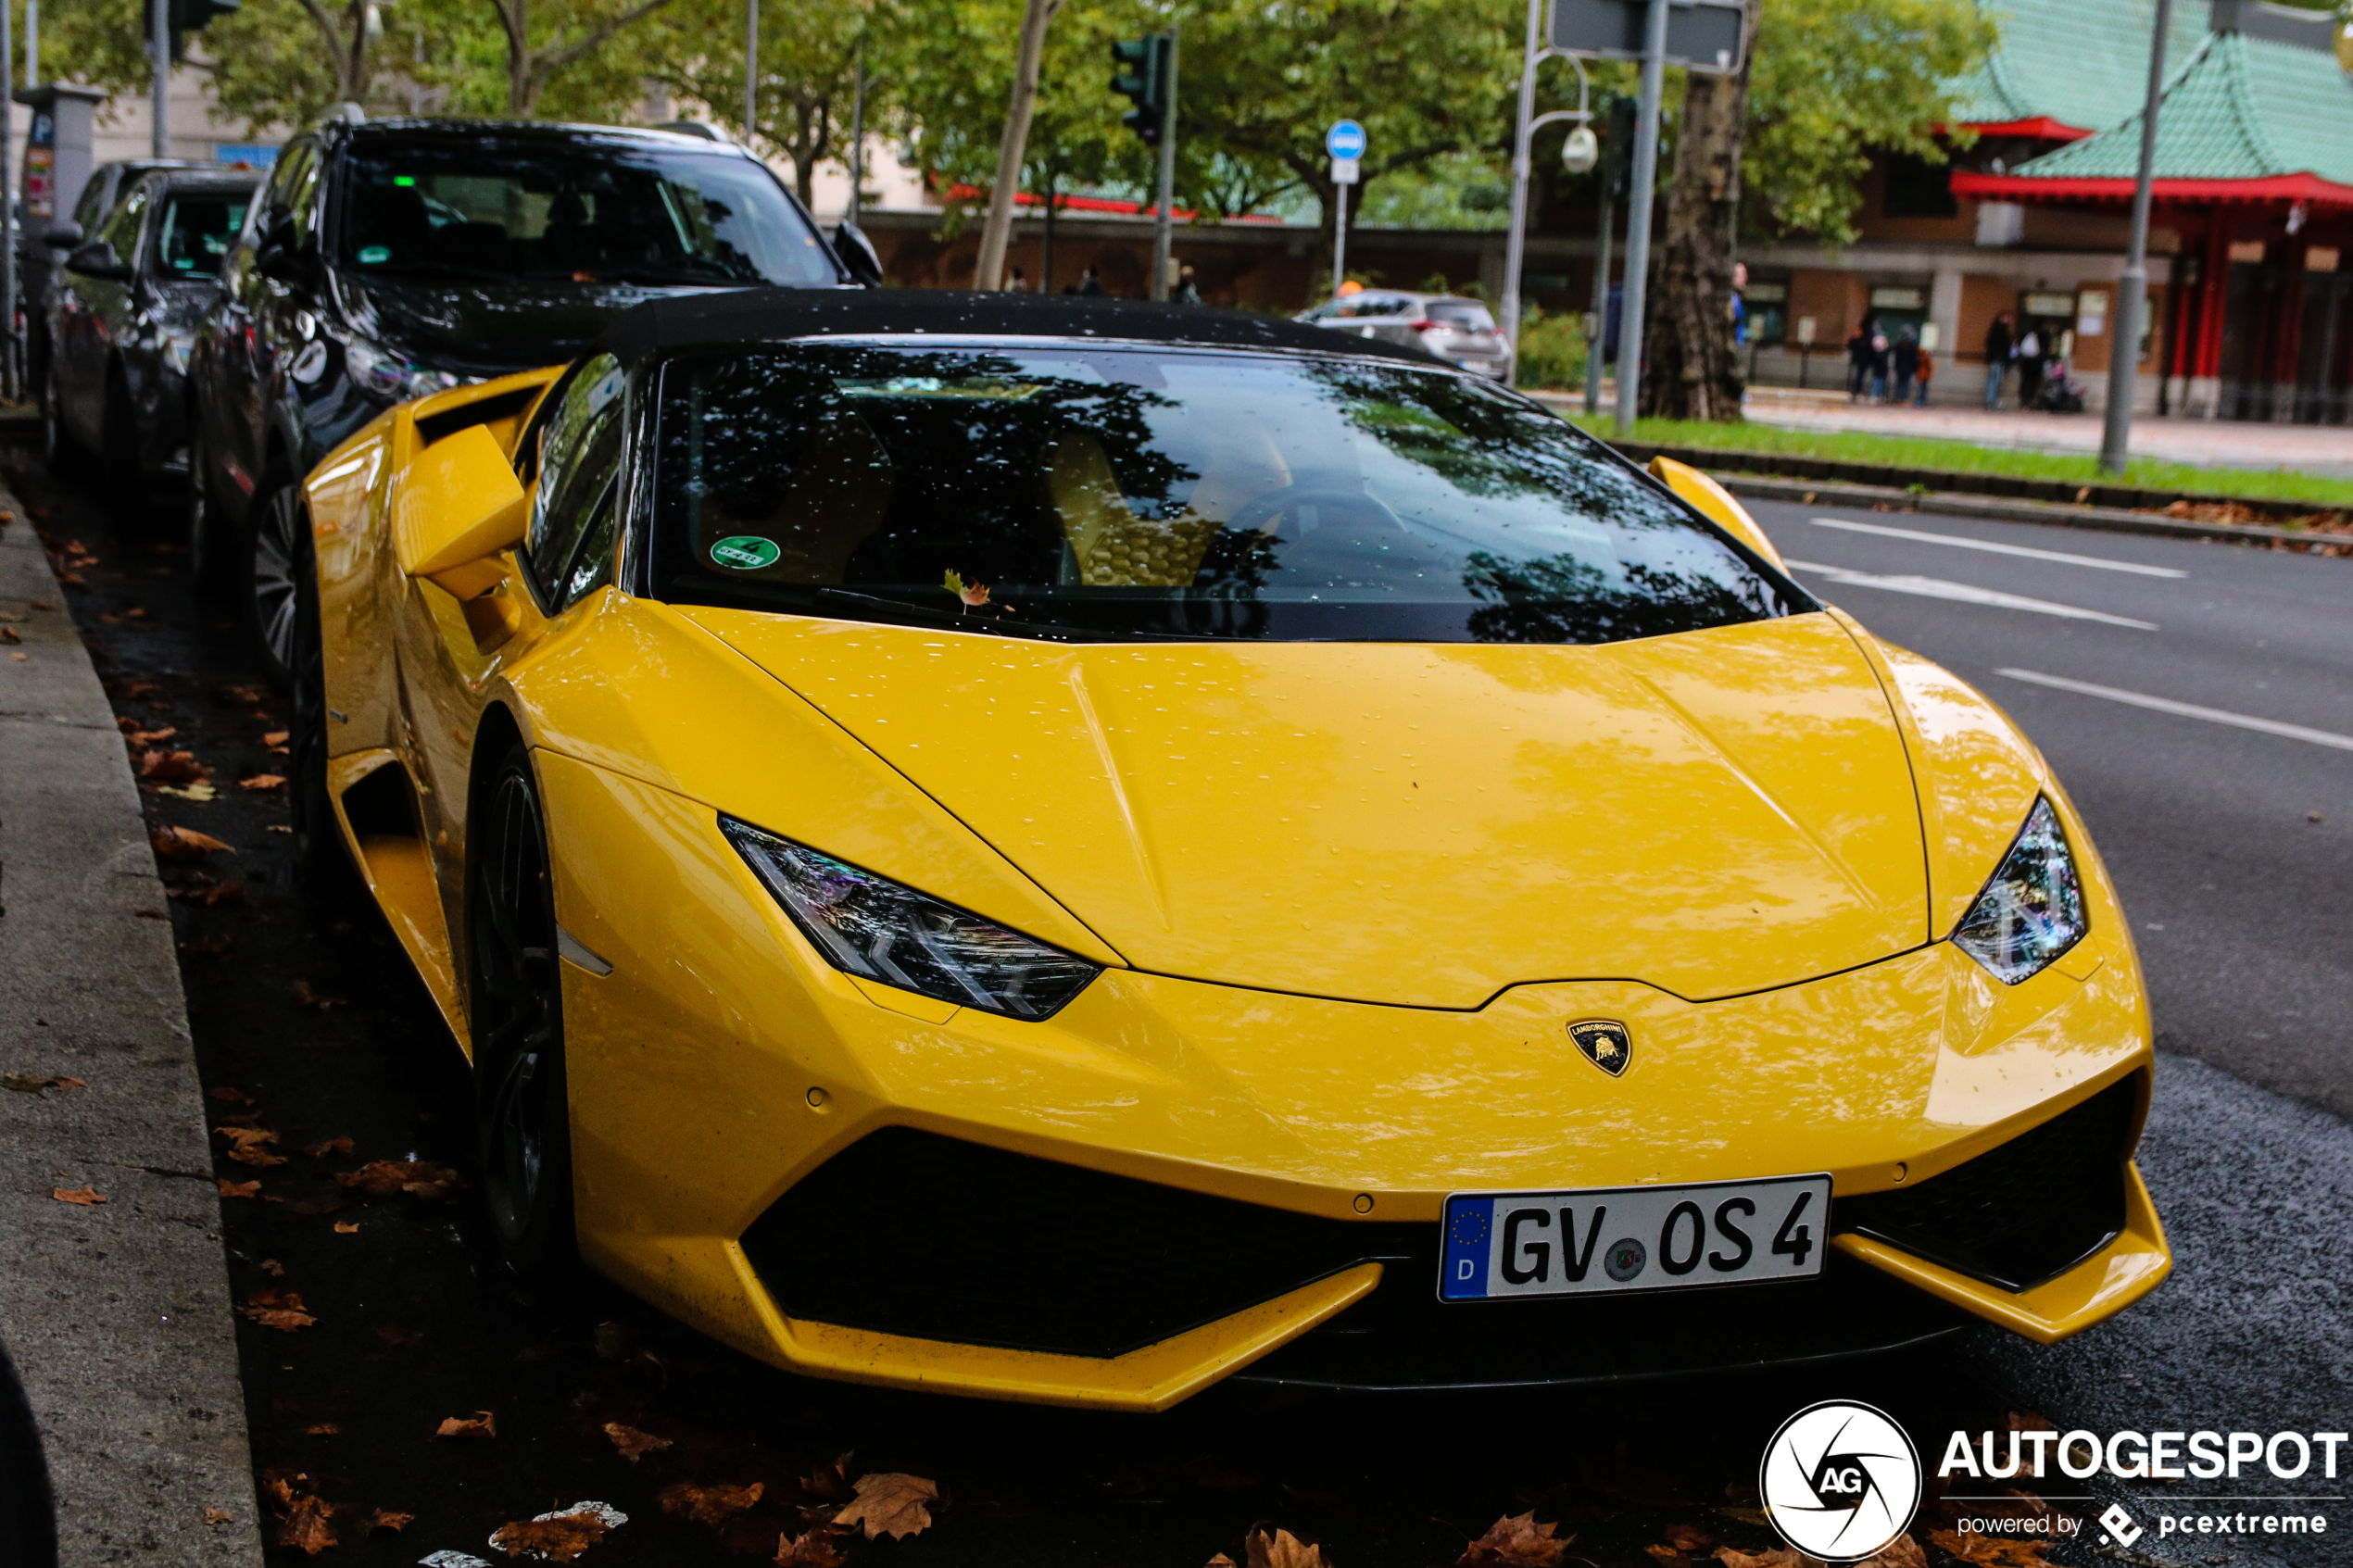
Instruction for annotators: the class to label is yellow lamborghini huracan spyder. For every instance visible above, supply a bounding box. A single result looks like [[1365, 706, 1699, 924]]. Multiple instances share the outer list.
[[287, 292, 2167, 1410]]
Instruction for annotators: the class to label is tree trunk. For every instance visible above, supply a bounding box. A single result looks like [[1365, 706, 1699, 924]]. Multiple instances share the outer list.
[[1641, 2, 1757, 421], [972, 0, 1058, 291]]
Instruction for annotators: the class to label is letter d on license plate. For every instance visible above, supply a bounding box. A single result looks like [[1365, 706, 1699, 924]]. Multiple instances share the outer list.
[[1440, 1173, 1831, 1299]]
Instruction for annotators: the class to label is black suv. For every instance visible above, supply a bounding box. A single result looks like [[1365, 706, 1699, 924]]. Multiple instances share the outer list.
[[187, 118, 878, 681]]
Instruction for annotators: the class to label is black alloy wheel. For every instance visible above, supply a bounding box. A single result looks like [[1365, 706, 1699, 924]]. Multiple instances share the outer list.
[[470, 743, 578, 1282], [242, 484, 304, 690], [185, 418, 232, 589]]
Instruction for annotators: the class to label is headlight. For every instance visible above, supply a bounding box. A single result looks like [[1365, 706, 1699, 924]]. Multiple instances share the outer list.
[[721, 817, 1101, 1020], [343, 335, 461, 403], [1950, 797, 2087, 984]]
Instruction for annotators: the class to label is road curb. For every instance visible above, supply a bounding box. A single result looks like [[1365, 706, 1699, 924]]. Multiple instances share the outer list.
[[0, 497, 265, 1565], [1709, 474, 2353, 552]]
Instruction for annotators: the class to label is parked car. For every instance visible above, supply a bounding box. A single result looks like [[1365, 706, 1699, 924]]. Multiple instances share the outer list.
[[1297, 290, 1508, 379], [26, 157, 207, 396], [42, 167, 260, 500], [186, 117, 879, 684], [285, 289, 2166, 1408]]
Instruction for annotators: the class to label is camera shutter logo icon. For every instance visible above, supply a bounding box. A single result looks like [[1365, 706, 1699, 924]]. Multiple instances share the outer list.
[[1758, 1400, 1922, 1562]]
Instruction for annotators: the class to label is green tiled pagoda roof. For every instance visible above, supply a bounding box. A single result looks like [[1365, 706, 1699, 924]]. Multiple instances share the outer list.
[[1947, 0, 2212, 130], [2014, 28, 2353, 185]]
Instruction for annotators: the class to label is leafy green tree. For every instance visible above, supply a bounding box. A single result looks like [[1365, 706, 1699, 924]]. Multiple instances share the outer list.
[[648, 0, 869, 205]]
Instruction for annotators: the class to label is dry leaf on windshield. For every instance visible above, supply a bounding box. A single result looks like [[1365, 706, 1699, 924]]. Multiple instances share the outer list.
[[774, 1530, 849, 1568], [51, 1186, 106, 1206], [1712, 1549, 1800, 1568], [602, 1423, 673, 1462], [238, 1288, 317, 1332], [1459, 1511, 1569, 1567], [151, 825, 233, 859], [491, 1509, 610, 1562], [5, 1073, 88, 1095], [300, 1136, 355, 1158], [340, 1159, 464, 1198], [436, 1410, 496, 1439], [1246, 1527, 1330, 1568], [216, 1126, 287, 1167], [276, 1495, 337, 1554], [833, 1473, 937, 1540], [218, 1178, 261, 1199], [364, 1509, 414, 1533], [660, 1481, 764, 1525]]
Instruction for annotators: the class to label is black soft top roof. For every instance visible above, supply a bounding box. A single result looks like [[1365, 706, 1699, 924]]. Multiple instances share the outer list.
[[595, 288, 1444, 370]]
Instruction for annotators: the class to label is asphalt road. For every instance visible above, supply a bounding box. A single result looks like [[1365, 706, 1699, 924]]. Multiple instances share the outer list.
[[19, 457, 2352, 1568]]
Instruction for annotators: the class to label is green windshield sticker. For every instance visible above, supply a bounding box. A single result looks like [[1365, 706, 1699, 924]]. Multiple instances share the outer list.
[[357, 245, 391, 265], [711, 535, 781, 571]]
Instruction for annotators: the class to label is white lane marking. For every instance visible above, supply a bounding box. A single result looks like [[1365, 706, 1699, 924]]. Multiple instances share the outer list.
[[1808, 516, 2188, 578], [1782, 560, 2159, 630], [1995, 669, 2353, 753]]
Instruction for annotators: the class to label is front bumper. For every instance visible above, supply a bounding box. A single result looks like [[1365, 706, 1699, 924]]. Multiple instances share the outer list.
[[541, 755, 2167, 1410]]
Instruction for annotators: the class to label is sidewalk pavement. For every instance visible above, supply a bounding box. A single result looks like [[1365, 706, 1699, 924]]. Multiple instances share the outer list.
[[0, 493, 262, 1564], [1742, 387, 2353, 480]]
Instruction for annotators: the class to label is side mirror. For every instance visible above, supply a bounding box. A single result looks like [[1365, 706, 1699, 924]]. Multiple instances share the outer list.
[[392, 424, 529, 602], [42, 221, 82, 249], [1647, 455, 1786, 571], [65, 240, 130, 280], [831, 222, 884, 288]]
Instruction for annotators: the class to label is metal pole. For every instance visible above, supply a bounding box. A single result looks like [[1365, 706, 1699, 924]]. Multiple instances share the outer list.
[[847, 44, 863, 218], [1499, 0, 1541, 383], [1613, 0, 1667, 436], [2, 0, 15, 403], [743, 0, 758, 144], [1332, 179, 1347, 300], [1150, 25, 1176, 301], [24, 0, 35, 88], [150, 0, 169, 157], [1585, 185, 1612, 414], [2101, 0, 2172, 476]]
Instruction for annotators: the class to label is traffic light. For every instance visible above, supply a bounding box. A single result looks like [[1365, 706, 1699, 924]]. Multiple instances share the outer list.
[[1603, 94, 1638, 199], [148, 0, 239, 60], [1110, 34, 1170, 144]]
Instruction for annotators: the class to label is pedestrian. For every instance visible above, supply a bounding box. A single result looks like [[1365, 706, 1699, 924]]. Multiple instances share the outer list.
[[2016, 326, 2044, 409], [1076, 265, 1104, 297], [1007, 266, 1031, 292], [1891, 327, 1919, 406], [1983, 310, 2014, 409], [1846, 321, 1872, 402], [1869, 327, 1892, 404], [1172, 263, 1202, 305], [1914, 343, 1934, 406]]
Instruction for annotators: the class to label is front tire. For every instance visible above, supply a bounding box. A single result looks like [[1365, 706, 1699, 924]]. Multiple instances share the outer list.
[[241, 484, 303, 690], [469, 744, 577, 1283]]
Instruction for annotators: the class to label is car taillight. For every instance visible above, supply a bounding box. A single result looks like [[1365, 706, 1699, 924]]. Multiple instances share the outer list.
[[1412, 320, 1442, 332]]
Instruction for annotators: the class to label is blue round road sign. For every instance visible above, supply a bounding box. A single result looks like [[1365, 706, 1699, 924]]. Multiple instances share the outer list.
[[1326, 119, 1367, 159]]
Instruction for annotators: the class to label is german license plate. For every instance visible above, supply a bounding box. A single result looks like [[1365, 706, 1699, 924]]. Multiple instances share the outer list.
[[1440, 1174, 1831, 1300]]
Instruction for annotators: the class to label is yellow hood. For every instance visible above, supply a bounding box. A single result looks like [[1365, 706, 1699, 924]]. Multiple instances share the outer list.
[[683, 608, 1930, 1008]]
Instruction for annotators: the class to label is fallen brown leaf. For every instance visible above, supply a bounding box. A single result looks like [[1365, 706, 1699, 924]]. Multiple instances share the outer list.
[[801, 1452, 855, 1501], [339, 1159, 465, 1198], [0, 626, 17, 645], [491, 1509, 609, 1562], [775, 1529, 850, 1567], [291, 980, 348, 1010], [258, 1258, 285, 1276], [306, 1423, 339, 1436], [1207, 1557, 1238, 1568], [169, 877, 245, 907], [151, 825, 233, 859], [51, 1186, 106, 1206], [263, 729, 290, 747], [1868, 1536, 1928, 1568], [363, 1509, 414, 1533], [1667, 1526, 1715, 1553], [276, 1496, 336, 1555], [333, 1220, 360, 1234], [139, 749, 212, 784], [208, 1085, 251, 1104], [834, 1473, 937, 1541], [1247, 1527, 1330, 1568], [661, 1480, 765, 1525], [4, 1073, 88, 1095], [239, 773, 287, 793], [218, 1178, 261, 1199], [1712, 1550, 1799, 1568], [1460, 1512, 1569, 1567], [300, 1136, 354, 1158], [203, 1507, 233, 1525], [436, 1410, 496, 1439], [216, 1126, 287, 1167], [127, 725, 177, 745], [1646, 1549, 1684, 1567], [238, 1288, 317, 1332], [602, 1422, 673, 1462], [1930, 1531, 2051, 1567]]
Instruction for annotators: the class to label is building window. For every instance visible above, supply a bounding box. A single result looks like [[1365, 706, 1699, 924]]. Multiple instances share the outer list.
[[1882, 152, 1958, 219]]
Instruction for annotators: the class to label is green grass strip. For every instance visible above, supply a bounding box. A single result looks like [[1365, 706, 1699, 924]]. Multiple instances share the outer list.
[[1561, 414, 2353, 509]]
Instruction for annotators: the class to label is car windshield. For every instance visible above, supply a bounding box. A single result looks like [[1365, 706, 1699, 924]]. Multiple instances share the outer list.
[[644, 341, 1806, 644], [334, 142, 835, 286], [156, 189, 249, 277]]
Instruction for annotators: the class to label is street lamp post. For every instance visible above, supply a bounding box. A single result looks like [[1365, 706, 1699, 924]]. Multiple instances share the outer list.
[[2100, 0, 2174, 477], [1499, 0, 1593, 389]]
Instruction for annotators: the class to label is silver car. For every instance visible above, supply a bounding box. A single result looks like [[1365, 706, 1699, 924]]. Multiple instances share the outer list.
[[1296, 291, 1508, 379]]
